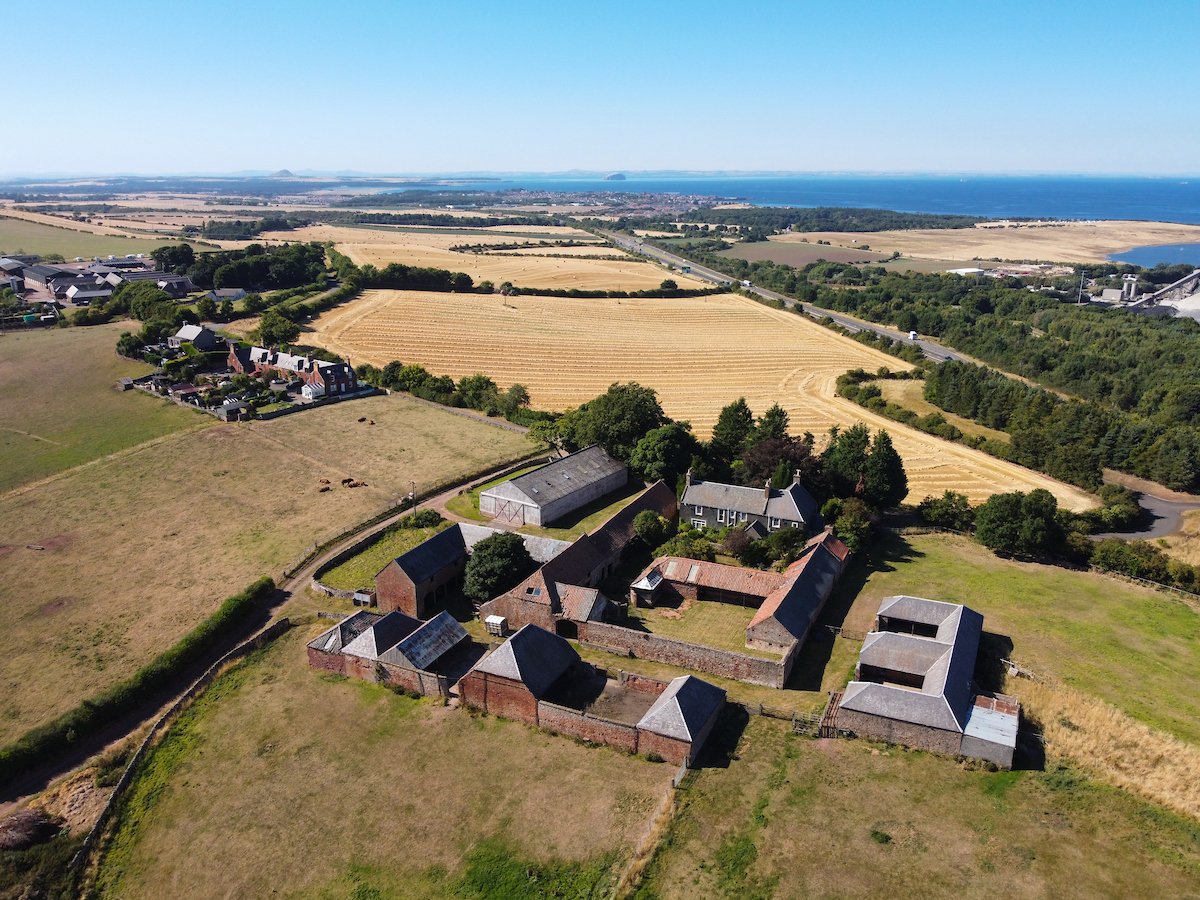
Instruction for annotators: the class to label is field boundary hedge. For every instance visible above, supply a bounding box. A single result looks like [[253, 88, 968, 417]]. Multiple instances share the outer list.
[[0, 577, 277, 789]]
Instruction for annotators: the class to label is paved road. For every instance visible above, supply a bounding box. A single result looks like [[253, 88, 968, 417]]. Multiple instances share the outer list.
[[599, 229, 967, 364], [1094, 490, 1200, 541]]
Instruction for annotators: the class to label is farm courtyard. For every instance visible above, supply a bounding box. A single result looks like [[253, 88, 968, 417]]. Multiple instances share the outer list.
[[304, 289, 1093, 509], [92, 627, 671, 899], [0, 389, 531, 744]]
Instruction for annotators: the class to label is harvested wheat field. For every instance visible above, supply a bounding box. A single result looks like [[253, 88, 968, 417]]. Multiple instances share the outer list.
[[306, 290, 1092, 509], [0, 394, 530, 743], [93, 628, 670, 899], [268, 223, 710, 290], [777, 219, 1200, 264]]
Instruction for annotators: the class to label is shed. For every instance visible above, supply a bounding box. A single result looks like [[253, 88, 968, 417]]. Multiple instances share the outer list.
[[635, 675, 726, 765], [479, 446, 627, 527]]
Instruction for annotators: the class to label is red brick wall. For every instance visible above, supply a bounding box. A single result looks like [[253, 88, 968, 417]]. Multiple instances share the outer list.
[[459, 672, 540, 725], [837, 710, 962, 756], [375, 562, 419, 617], [581, 622, 786, 688], [536, 702, 639, 754], [342, 654, 379, 682], [478, 595, 556, 632], [617, 671, 669, 696], [635, 730, 692, 766], [306, 647, 346, 675]]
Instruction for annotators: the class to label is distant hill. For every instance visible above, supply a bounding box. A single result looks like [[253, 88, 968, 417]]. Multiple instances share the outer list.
[[604, 173, 626, 181], [270, 169, 296, 178]]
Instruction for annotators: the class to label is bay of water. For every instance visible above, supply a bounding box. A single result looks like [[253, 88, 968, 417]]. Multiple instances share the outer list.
[[412, 174, 1200, 225], [1109, 243, 1200, 267]]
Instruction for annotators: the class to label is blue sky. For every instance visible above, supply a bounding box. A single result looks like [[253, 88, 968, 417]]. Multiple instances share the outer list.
[[5, 0, 1197, 176]]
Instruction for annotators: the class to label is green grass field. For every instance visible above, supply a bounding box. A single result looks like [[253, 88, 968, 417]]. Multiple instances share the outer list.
[[0, 216, 205, 258], [93, 627, 670, 899], [847, 532, 1200, 745], [626, 600, 776, 658], [636, 716, 1200, 899], [319, 522, 450, 591], [0, 323, 208, 492]]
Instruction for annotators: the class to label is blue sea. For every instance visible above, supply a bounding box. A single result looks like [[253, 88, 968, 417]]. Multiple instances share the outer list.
[[1109, 243, 1200, 267], [420, 174, 1200, 226]]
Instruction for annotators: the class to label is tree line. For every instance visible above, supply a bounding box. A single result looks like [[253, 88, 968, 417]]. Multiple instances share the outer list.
[[197, 216, 306, 240], [601, 206, 988, 234], [152, 241, 328, 291]]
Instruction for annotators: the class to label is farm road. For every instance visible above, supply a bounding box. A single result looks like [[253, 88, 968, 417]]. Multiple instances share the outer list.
[[597, 229, 967, 364]]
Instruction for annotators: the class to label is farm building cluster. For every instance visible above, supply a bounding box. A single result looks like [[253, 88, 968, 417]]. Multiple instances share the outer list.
[[308, 444, 1022, 769]]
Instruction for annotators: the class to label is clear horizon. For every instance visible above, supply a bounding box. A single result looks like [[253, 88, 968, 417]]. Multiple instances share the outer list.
[[6, 0, 1197, 177]]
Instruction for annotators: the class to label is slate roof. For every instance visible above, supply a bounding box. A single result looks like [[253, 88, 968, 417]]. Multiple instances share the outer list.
[[487, 446, 625, 508], [471, 624, 580, 698], [381, 610, 468, 670], [682, 478, 822, 527], [840, 596, 984, 732], [636, 675, 726, 742], [308, 610, 380, 654], [341, 610, 422, 660], [587, 480, 678, 563], [174, 324, 205, 341], [387, 526, 467, 585], [747, 529, 848, 641], [457, 523, 573, 564]]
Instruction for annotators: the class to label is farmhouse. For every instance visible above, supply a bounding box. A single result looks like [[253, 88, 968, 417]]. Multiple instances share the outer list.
[[479, 445, 627, 527], [307, 609, 479, 698], [228, 344, 359, 399], [64, 281, 113, 304], [375, 523, 572, 619], [168, 324, 220, 351], [458, 624, 726, 765], [630, 528, 849, 656], [478, 480, 678, 636], [207, 288, 247, 303], [836, 595, 1020, 768], [681, 470, 822, 535]]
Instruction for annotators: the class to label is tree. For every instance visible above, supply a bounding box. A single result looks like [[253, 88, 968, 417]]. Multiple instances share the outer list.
[[630, 423, 698, 483], [862, 430, 908, 508], [917, 491, 974, 530], [257, 308, 301, 347], [710, 398, 755, 463], [753, 404, 790, 445], [822, 423, 871, 498], [500, 383, 530, 417], [974, 489, 1061, 557], [633, 510, 673, 548], [463, 532, 534, 601], [739, 436, 822, 493], [833, 497, 872, 553], [116, 332, 144, 358], [122, 282, 173, 321], [458, 374, 500, 411], [195, 296, 218, 322], [217, 298, 235, 321], [659, 279, 678, 290], [243, 293, 266, 313], [558, 382, 667, 461]]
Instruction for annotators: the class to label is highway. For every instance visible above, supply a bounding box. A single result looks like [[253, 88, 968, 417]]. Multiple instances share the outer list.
[[598, 229, 967, 364]]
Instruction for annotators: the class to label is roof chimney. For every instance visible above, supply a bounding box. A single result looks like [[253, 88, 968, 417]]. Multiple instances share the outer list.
[[764, 479, 771, 500], [793, 468, 801, 486]]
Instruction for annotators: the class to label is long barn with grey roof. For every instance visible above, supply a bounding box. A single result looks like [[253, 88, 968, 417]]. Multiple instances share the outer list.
[[837, 596, 1020, 768], [479, 445, 627, 527]]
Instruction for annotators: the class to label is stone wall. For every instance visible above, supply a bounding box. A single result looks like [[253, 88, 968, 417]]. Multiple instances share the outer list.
[[581, 621, 788, 689], [478, 593, 557, 632], [536, 702, 640, 754], [836, 709, 962, 757]]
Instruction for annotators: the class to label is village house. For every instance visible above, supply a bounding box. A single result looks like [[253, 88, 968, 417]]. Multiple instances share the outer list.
[[835, 595, 1020, 768], [64, 281, 114, 304], [375, 523, 572, 619], [681, 470, 822, 536], [630, 528, 849, 656], [307, 609, 480, 698], [168, 324, 220, 351], [207, 287, 247, 303], [478, 480, 679, 637], [458, 623, 726, 765], [479, 445, 627, 527], [228, 344, 359, 399]]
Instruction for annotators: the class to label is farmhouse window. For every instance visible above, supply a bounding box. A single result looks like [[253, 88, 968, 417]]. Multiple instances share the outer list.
[[769, 517, 782, 528], [716, 509, 727, 524], [738, 512, 748, 522], [693, 505, 704, 515], [691, 518, 706, 529]]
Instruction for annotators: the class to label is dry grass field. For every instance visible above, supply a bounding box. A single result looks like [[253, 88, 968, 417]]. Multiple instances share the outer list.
[[626, 600, 773, 658], [637, 716, 1200, 899], [775, 219, 1200, 264], [271, 223, 710, 290], [306, 289, 1093, 509], [0, 324, 208, 493], [93, 628, 670, 898], [0, 394, 530, 743], [875, 378, 1011, 444], [721, 239, 889, 267], [1160, 509, 1200, 566]]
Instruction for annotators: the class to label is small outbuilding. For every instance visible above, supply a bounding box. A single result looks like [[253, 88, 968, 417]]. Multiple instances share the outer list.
[[479, 446, 627, 527], [635, 675, 726, 766], [169, 324, 220, 351]]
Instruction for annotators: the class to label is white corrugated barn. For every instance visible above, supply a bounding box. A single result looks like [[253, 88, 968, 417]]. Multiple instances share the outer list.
[[478, 446, 627, 527]]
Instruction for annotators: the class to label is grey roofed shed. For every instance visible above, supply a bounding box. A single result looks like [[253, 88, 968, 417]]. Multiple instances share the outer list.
[[380, 610, 468, 671], [636, 675, 726, 741], [390, 526, 469, 585], [470, 624, 580, 698], [341, 610, 422, 660], [479, 446, 628, 526], [308, 610, 381, 654], [501, 446, 625, 506]]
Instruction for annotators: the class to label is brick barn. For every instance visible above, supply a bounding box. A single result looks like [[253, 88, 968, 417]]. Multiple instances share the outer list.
[[458, 623, 582, 724]]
